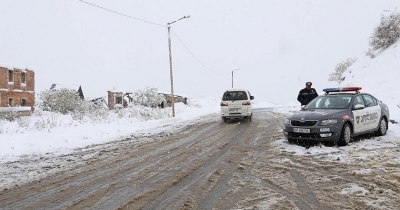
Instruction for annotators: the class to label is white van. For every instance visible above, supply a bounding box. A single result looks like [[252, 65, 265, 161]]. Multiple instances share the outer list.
[[220, 88, 254, 122]]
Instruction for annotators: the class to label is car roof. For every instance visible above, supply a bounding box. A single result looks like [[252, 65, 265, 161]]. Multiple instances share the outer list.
[[224, 88, 250, 92]]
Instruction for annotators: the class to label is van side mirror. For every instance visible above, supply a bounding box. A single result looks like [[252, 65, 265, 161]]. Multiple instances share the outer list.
[[353, 104, 365, 110], [250, 96, 254, 100]]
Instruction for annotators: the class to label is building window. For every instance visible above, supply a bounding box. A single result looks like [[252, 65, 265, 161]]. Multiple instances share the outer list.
[[8, 98, 13, 107], [8, 70, 13, 82], [116, 96, 122, 104], [21, 72, 26, 84], [21, 98, 27, 106]]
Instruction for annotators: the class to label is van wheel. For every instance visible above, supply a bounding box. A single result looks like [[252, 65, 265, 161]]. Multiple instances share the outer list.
[[244, 115, 251, 123], [376, 117, 387, 136], [223, 117, 228, 123], [338, 123, 351, 146]]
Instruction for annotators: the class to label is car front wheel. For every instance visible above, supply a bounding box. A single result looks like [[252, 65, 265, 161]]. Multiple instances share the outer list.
[[376, 117, 387, 136], [338, 123, 351, 146]]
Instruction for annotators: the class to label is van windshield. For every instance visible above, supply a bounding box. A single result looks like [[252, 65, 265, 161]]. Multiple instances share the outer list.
[[222, 91, 248, 101]]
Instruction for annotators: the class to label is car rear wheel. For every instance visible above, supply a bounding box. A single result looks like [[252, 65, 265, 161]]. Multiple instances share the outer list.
[[338, 123, 351, 146], [376, 117, 387, 136], [248, 115, 252, 122]]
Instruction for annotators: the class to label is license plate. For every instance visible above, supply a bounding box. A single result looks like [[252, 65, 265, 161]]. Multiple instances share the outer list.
[[293, 128, 310, 133], [320, 128, 330, 132], [229, 108, 239, 112]]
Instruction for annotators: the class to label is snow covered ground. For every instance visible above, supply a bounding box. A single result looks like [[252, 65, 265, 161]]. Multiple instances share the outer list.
[[0, 97, 221, 163], [0, 96, 399, 192]]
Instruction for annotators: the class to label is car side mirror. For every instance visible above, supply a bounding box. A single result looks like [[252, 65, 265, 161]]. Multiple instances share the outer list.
[[250, 96, 254, 100], [353, 104, 365, 110]]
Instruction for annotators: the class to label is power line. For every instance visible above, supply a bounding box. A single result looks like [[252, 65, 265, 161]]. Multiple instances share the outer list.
[[78, 0, 230, 76], [78, 0, 165, 28], [171, 29, 229, 76]]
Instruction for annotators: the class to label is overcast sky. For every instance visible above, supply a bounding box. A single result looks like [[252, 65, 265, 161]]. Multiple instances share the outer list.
[[0, 0, 398, 104]]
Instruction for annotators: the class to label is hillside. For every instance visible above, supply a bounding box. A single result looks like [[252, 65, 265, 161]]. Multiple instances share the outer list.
[[341, 39, 400, 121]]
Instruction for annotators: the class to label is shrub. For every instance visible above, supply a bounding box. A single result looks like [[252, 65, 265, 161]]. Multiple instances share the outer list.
[[0, 111, 18, 121], [130, 87, 165, 107], [365, 48, 376, 59], [38, 88, 86, 114], [328, 57, 357, 84], [34, 118, 47, 131], [83, 101, 109, 123], [127, 104, 170, 121], [368, 10, 400, 51]]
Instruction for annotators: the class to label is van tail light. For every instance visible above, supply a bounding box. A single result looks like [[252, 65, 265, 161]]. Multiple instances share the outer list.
[[220, 102, 228, 106], [242, 101, 251, 105]]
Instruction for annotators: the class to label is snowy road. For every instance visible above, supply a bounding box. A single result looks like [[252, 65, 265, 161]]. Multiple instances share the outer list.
[[0, 109, 399, 209]]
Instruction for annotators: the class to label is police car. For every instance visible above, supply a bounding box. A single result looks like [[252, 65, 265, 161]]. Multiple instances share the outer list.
[[283, 87, 390, 146]]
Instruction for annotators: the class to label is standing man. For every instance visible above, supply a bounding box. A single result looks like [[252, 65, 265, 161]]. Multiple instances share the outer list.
[[297, 82, 318, 106]]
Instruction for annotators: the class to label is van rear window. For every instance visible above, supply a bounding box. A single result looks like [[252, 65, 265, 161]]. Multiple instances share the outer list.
[[222, 91, 248, 101]]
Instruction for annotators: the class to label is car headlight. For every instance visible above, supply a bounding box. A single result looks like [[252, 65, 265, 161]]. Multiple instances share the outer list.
[[285, 119, 290, 125], [319, 119, 337, 126]]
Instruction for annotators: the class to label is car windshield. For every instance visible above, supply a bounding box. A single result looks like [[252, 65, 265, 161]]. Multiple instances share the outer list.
[[304, 95, 352, 109], [222, 91, 248, 101]]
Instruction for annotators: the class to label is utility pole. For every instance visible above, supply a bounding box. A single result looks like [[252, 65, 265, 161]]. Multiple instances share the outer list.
[[232, 69, 239, 88], [167, 15, 190, 117]]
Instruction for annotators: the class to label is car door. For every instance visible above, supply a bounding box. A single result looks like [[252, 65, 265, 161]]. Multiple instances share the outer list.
[[351, 95, 368, 133], [362, 94, 381, 130]]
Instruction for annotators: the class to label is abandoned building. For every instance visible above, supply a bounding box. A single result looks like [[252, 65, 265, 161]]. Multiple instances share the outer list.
[[107, 91, 129, 109], [0, 66, 35, 112], [159, 93, 188, 107], [90, 96, 108, 108]]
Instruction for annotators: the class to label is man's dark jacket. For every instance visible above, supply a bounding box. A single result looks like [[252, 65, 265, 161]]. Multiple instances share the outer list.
[[297, 88, 318, 105]]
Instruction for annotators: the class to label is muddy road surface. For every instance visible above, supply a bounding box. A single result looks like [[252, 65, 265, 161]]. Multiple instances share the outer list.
[[0, 109, 399, 209]]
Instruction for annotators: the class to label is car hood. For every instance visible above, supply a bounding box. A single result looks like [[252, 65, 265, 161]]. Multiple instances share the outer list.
[[288, 109, 347, 120]]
